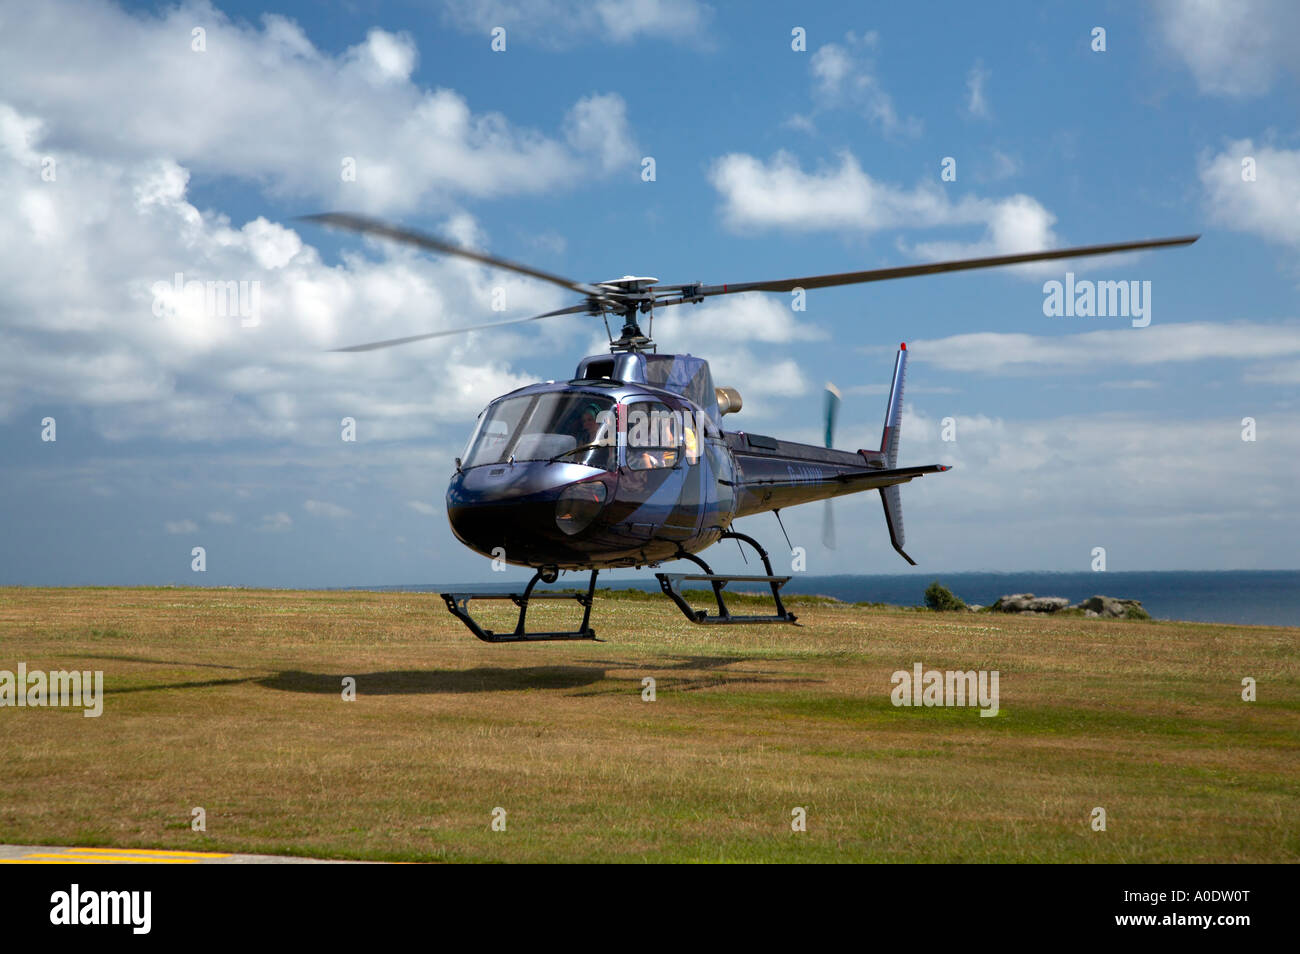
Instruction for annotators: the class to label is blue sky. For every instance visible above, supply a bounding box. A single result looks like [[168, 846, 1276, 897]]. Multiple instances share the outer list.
[[1, 0, 1297, 587]]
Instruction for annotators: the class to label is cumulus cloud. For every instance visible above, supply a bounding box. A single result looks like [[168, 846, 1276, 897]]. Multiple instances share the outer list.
[[1201, 140, 1300, 249], [0, 103, 559, 442], [708, 150, 1062, 269], [1153, 0, 1300, 97], [164, 519, 199, 534], [564, 93, 639, 173], [0, 1, 638, 212]]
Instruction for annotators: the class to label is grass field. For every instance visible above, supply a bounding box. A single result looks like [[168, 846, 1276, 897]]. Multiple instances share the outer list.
[[0, 586, 1296, 863]]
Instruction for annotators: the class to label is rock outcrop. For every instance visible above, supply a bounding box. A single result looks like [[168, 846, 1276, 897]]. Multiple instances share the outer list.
[[988, 593, 1150, 619], [1073, 595, 1150, 620], [990, 594, 1071, 614]]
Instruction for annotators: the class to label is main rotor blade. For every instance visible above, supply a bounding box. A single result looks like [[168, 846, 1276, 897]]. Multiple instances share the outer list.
[[302, 212, 603, 298], [695, 234, 1199, 297], [329, 304, 590, 353]]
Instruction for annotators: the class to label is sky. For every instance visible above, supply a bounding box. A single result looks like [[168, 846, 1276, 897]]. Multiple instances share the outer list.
[[0, 0, 1297, 588]]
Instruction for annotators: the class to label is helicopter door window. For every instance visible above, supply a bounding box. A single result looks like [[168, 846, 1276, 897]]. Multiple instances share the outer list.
[[625, 402, 681, 471], [682, 420, 699, 464]]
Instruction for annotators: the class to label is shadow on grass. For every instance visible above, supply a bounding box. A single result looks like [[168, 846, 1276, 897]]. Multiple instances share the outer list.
[[258, 666, 607, 695], [98, 657, 814, 699]]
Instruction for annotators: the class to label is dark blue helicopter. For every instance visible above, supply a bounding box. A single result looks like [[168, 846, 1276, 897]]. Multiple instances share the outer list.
[[306, 214, 1197, 642]]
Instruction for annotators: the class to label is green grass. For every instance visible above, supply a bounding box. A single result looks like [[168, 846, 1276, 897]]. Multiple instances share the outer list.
[[0, 585, 1296, 863]]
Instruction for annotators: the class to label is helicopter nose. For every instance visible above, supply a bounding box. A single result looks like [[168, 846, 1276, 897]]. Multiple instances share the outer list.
[[446, 462, 609, 559]]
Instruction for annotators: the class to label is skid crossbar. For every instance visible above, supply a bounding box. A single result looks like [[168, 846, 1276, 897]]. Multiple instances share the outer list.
[[654, 530, 797, 625], [440, 568, 599, 642]]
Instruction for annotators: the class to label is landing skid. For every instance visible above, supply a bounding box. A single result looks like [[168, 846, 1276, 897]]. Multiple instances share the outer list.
[[440, 567, 600, 643], [655, 530, 798, 625]]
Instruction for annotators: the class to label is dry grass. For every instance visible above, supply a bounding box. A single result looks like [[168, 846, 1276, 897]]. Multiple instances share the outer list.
[[0, 586, 1296, 862]]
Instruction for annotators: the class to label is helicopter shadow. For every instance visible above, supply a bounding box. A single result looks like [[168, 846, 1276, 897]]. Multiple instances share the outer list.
[[90, 658, 815, 699], [258, 665, 607, 695]]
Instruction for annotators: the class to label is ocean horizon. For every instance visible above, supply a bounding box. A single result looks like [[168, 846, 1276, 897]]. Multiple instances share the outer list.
[[357, 569, 1300, 627]]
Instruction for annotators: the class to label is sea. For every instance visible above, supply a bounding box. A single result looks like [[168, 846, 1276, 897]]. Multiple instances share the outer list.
[[374, 570, 1300, 626]]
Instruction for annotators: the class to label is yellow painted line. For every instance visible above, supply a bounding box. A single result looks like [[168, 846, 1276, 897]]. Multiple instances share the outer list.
[[0, 860, 107, 865], [23, 853, 199, 863], [76, 847, 230, 858], [0, 858, 176, 864]]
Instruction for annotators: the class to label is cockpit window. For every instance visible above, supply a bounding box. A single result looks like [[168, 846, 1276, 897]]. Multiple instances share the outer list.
[[463, 393, 616, 470]]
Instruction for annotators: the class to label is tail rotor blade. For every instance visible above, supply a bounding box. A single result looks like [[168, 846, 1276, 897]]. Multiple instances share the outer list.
[[823, 382, 841, 549]]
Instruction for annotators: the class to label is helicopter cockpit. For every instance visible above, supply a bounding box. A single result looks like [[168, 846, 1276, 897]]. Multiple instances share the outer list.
[[462, 392, 617, 471]]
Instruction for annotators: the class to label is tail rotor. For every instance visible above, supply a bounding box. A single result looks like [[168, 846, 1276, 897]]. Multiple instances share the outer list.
[[822, 382, 841, 549]]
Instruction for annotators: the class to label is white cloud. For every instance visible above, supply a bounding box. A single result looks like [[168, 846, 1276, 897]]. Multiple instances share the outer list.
[[965, 61, 991, 118], [164, 519, 199, 534], [901, 321, 1300, 375], [208, 512, 236, 524], [258, 512, 293, 532], [0, 2, 637, 213], [982, 149, 1021, 183], [1154, 0, 1300, 97], [808, 33, 920, 137], [438, 0, 712, 45], [1201, 140, 1300, 248], [304, 500, 351, 519], [901, 193, 1058, 268], [652, 294, 821, 413], [0, 104, 558, 443], [653, 293, 824, 347], [708, 150, 1060, 268], [407, 501, 438, 515], [347, 28, 418, 84], [1098, 379, 1160, 390], [894, 405, 1300, 531], [1245, 360, 1300, 385], [564, 93, 638, 173]]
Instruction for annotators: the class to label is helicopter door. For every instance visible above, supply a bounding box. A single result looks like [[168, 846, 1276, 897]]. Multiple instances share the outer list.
[[702, 427, 736, 531], [620, 400, 701, 542]]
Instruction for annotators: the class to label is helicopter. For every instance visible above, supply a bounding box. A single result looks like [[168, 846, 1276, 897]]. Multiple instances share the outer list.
[[305, 213, 1198, 642]]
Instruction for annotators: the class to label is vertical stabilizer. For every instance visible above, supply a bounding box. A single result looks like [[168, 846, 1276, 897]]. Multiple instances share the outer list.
[[879, 344, 915, 564]]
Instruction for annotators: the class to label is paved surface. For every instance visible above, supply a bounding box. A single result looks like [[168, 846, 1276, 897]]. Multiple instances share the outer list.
[[0, 844, 357, 864]]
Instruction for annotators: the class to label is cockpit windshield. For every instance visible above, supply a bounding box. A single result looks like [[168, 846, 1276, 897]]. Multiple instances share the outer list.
[[462, 393, 617, 470]]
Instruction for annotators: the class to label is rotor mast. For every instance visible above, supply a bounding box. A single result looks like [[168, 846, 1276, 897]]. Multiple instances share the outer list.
[[597, 276, 661, 352]]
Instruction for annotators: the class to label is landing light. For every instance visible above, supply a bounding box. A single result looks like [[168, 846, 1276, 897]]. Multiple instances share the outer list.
[[555, 481, 608, 535]]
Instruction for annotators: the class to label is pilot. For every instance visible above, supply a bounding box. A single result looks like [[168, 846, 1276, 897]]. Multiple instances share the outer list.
[[578, 402, 605, 444]]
